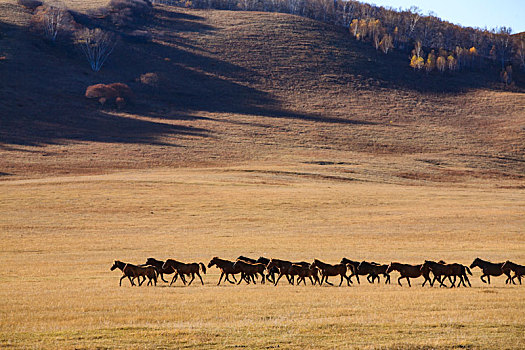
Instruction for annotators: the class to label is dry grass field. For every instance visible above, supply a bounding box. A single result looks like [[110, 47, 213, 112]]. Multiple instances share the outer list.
[[1, 167, 524, 349], [1, 0, 525, 348]]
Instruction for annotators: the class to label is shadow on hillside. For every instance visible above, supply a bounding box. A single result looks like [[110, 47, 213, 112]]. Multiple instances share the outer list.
[[0, 9, 373, 147]]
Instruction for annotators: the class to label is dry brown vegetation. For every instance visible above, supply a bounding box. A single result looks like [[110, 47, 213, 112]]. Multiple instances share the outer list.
[[1, 169, 524, 349], [1, 1, 525, 348]]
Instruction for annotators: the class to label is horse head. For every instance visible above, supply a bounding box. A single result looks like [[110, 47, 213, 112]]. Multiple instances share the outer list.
[[145, 258, 158, 265], [110, 260, 121, 271], [470, 258, 481, 269], [208, 257, 218, 268]]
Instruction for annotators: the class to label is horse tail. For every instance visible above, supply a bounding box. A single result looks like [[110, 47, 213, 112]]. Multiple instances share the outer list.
[[150, 267, 158, 283], [465, 266, 472, 275], [199, 262, 207, 274]]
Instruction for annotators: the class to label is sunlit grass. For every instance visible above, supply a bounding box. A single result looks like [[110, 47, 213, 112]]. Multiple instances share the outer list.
[[1, 167, 524, 348]]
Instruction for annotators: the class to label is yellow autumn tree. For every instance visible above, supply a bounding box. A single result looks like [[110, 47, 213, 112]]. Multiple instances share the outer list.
[[436, 56, 446, 73], [410, 55, 424, 70], [425, 51, 436, 73], [349, 19, 359, 37], [379, 34, 393, 54], [447, 55, 457, 71]]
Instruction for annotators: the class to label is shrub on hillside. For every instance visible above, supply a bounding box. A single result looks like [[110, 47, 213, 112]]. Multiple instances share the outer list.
[[107, 0, 152, 27], [31, 4, 78, 42], [85, 83, 133, 108], [138, 72, 161, 87], [18, 0, 43, 10]]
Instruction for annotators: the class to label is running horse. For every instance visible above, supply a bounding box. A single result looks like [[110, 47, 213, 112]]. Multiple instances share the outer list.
[[232, 260, 266, 284], [386, 262, 433, 287], [143, 257, 178, 283], [208, 257, 242, 285], [501, 260, 525, 285], [470, 258, 513, 284], [311, 259, 349, 286], [110, 260, 158, 286], [357, 261, 391, 284], [422, 260, 472, 287], [162, 259, 207, 286]]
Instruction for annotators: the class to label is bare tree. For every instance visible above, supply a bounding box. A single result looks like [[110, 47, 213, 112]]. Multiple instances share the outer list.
[[76, 28, 117, 72], [43, 6, 66, 41], [516, 38, 525, 71]]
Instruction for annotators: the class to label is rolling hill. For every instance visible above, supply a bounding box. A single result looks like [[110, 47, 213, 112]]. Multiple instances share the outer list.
[[0, 1, 524, 185]]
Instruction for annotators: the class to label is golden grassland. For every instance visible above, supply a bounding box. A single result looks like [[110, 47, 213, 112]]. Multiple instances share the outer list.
[[1, 166, 524, 349]]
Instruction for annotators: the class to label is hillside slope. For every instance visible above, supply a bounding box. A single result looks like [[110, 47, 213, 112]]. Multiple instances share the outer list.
[[0, 2, 524, 185]]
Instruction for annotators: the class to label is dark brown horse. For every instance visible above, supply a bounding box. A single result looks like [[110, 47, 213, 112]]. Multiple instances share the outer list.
[[340, 258, 367, 284], [470, 258, 512, 284], [162, 259, 206, 286], [256, 256, 279, 283], [311, 259, 349, 286], [292, 264, 320, 285], [357, 261, 391, 284], [143, 258, 177, 283], [422, 260, 471, 287], [501, 261, 525, 285], [232, 260, 266, 284], [386, 262, 432, 287], [266, 258, 296, 285], [110, 260, 157, 286], [207, 257, 242, 285]]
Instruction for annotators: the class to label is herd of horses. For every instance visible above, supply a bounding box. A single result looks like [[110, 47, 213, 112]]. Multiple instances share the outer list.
[[110, 256, 525, 288]]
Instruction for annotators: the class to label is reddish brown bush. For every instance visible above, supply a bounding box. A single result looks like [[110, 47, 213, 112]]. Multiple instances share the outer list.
[[85, 83, 133, 108], [139, 72, 160, 87]]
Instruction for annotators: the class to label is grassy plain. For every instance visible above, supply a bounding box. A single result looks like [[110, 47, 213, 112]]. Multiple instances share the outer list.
[[1, 167, 524, 349], [1, 0, 525, 348]]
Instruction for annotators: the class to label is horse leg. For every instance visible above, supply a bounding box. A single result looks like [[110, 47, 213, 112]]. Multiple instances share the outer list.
[[407, 277, 411, 287], [197, 272, 204, 285], [339, 275, 344, 287], [398, 276, 403, 286], [119, 275, 127, 286], [274, 273, 285, 286], [355, 274, 360, 284], [480, 274, 487, 283], [385, 274, 390, 284], [439, 276, 447, 287], [228, 274, 237, 284], [160, 273, 169, 283], [308, 276, 314, 285], [325, 277, 334, 286], [487, 275, 491, 284], [217, 272, 224, 285], [139, 276, 147, 286], [169, 274, 178, 286], [464, 275, 471, 287], [289, 275, 295, 285], [187, 273, 195, 286]]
